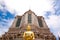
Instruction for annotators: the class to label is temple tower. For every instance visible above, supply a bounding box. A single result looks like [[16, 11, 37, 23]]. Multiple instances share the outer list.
[[0, 10, 56, 40]]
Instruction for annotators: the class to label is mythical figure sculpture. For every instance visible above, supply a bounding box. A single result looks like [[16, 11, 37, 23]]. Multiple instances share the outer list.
[[23, 24, 35, 40]]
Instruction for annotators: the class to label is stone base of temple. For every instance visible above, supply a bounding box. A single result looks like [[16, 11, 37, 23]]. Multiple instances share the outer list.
[[0, 27, 56, 40]]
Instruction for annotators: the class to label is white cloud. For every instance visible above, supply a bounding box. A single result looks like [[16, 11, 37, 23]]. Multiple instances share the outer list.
[[0, 27, 9, 37], [0, 19, 14, 36], [46, 15, 60, 29], [0, 0, 4, 9], [0, 0, 16, 14], [58, 32, 60, 37], [45, 15, 60, 37], [0, 12, 14, 36], [3, 0, 54, 16]]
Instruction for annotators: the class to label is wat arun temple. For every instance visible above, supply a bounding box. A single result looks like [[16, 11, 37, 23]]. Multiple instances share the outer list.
[[0, 10, 56, 40]]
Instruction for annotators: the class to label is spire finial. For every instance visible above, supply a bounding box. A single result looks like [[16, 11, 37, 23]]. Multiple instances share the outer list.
[[29, 4, 31, 11]]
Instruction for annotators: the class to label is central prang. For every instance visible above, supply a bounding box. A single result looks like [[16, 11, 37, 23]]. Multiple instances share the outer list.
[[23, 24, 35, 40]]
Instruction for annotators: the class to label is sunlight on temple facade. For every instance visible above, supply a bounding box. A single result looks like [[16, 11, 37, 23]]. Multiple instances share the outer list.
[[0, 10, 56, 40]]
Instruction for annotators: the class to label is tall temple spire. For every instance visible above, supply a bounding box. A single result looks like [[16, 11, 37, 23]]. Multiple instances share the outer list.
[[0, 10, 56, 40]]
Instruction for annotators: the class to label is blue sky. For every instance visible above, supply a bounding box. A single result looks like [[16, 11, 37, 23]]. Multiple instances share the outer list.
[[0, 1, 15, 36], [0, 0, 60, 40]]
